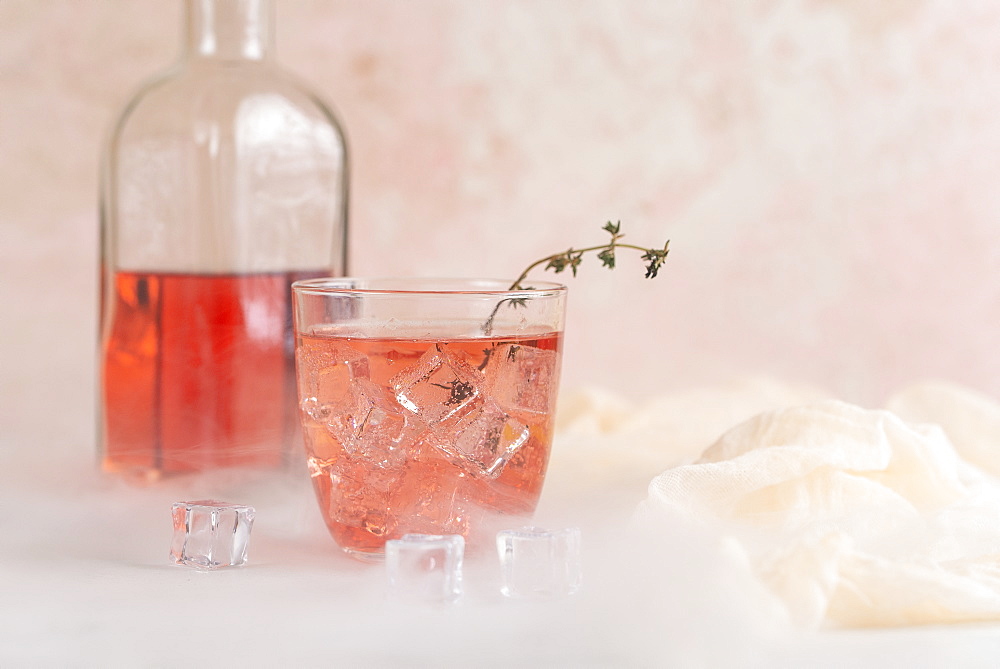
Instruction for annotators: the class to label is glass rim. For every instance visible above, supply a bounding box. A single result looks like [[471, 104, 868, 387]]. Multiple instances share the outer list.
[[291, 277, 567, 297]]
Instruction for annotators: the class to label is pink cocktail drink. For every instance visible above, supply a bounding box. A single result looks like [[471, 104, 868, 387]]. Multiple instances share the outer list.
[[292, 279, 567, 560]]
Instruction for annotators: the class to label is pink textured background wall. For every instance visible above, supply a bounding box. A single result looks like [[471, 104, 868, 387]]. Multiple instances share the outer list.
[[3, 1, 1000, 450]]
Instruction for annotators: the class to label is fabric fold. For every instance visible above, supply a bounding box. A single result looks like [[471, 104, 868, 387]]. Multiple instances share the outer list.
[[638, 393, 1000, 628]]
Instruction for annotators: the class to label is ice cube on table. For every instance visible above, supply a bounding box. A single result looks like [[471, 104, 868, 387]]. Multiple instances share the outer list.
[[391, 346, 484, 425], [170, 501, 255, 570], [385, 534, 464, 604], [297, 342, 370, 422], [485, 343, 558, 417], [431, 400, 530, 478], [497, 527, 581, 597]]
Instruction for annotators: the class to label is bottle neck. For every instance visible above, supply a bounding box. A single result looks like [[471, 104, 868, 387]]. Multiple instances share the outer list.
[[183, 0, 273, 62]]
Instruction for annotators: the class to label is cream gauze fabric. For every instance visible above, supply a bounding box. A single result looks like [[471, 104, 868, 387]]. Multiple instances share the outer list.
[[637, 383, 1000, 628]]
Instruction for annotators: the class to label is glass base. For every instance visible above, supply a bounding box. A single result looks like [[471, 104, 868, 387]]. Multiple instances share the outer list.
[[343, 546, 384, 563]]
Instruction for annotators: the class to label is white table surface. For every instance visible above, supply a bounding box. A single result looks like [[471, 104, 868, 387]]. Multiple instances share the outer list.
[[4, 429, 1000, 668]]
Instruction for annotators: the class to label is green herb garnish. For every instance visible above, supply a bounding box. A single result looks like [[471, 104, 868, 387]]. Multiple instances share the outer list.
[[484, 221, 669, 333]]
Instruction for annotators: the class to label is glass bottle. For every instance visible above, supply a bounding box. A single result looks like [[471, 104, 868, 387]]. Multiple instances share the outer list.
[[99, 0, 348, 481]]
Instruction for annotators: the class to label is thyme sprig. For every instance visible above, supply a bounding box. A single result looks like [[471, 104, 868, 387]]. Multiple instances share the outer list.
[[483, 221, 669, 333], [509, 221, 669, 289]]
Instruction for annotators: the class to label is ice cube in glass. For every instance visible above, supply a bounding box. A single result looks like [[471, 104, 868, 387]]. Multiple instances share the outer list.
[[385, 534, 464, 603], [170, 500, 255, 569], [307, 457, 398, 539], [323, 377, 414, 468], [430, 400, 529, 478], [486, 343, 558, 417], [497, 526, 581, 597], [390, 346, 484, 425], [297, 341, 371, 422]]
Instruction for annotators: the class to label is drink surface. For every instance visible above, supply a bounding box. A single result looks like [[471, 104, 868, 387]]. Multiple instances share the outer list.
[[296, 329, 563, 556], [101, 270, 323, 479]]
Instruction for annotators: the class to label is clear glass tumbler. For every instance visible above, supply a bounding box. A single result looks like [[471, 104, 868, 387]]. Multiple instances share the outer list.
[[292, 278, 567, 560]]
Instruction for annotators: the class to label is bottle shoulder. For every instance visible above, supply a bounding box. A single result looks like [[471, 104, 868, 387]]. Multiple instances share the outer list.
[[109, 61, 346, 143]]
